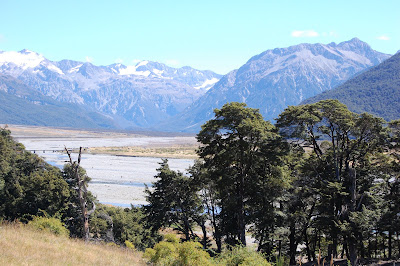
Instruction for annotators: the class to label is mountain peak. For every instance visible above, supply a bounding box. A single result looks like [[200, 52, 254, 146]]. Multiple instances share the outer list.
[[337, 37, 371, 50], [19, 49, 39, 55]]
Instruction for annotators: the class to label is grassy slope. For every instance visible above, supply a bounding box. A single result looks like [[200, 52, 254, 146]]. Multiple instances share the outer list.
[[0, 223, 145, 266]]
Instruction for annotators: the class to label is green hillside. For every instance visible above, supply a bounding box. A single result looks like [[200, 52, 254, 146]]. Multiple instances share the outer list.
[[302, 52, 400, 121], [0, 74, 116, 129]]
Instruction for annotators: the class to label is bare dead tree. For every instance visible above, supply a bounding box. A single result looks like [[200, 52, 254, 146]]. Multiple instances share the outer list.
[[65, 146, 94, 241]]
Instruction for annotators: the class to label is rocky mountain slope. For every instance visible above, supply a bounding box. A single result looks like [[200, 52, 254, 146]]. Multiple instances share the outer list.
[[0, 74, 115, 128], [163, 38, 391, 132], [302, 52, 400, 121], [0, 50, 221, 128]]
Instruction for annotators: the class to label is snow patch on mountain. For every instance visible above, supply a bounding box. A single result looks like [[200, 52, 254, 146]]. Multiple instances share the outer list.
[[0, 49, 222, 128], [194, 78, 219, 90], [0, 50, 44, 69], [69, 64, 83, 73]]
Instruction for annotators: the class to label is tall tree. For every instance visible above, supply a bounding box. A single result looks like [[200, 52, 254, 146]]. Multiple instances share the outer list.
[[197, 102, 287, 247], [277, 99, 388, 265], [144, 159, 203, 242]]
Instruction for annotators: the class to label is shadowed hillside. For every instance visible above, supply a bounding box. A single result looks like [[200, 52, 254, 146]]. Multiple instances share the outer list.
[[302, 52, 400, 121]]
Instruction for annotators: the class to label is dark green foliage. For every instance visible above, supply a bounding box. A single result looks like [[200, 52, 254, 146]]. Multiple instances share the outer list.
[[0, 127, 70, 221], [303, 53, 400, 121], [90, 204, 160, 251], [144, 159, 203, 242], [197, 102, 288, 249], [277, 100, 390, 264]]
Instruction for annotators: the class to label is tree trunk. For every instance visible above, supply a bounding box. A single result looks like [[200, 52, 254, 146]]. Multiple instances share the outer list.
[[397, 231, 400, 260], [388, 230, 392, 258], [66, 147, 90, 241], [341, 239, 347, 259], [199, 221, 207, 249], [304, 227, 313, 262], [359, 233, 365, 259], [375, 231, 378, 258], [382, 234, 386, 258], [237, 175, 246, 246], [348, 167, 358, 265], [289, 222, 297, 265], [332, 233, 338, 258], [348, 238, 358, 266], [396, 231, 400, 258]]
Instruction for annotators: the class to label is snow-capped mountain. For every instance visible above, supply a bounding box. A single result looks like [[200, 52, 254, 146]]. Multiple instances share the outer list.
[[0, 49, 222, 128], [162, 38, 391, 132]]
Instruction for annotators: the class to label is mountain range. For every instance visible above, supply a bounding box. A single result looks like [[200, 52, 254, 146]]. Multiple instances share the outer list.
[[162, 38, 391, 132], [0, 74, 115, 128], [0, 50, 221, 128], [0, 38, 393, 131], [302, 51, 400, 121]]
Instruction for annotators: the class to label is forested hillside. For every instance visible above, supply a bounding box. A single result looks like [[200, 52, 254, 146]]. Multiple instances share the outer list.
[[303, 52, 400, 121]]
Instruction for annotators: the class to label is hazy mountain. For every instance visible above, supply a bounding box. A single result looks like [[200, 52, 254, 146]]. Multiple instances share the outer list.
[[0, 74, 116, 128], [163, 38, 391, 132], [302, 52, 400, 121], [0, 50, 221, 128]]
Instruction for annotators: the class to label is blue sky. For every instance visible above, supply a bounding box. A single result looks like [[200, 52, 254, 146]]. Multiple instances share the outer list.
[[0, 0, 399, 74]]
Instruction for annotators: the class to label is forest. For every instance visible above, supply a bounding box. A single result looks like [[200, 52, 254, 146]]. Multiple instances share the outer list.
[[0, 99, 399, 265]]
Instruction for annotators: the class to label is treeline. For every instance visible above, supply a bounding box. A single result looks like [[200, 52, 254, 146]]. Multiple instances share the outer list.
[[144, 100, 400, 265]]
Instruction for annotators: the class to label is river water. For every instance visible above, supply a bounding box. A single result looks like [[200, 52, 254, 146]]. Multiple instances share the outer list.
[[15, 136, 194, 207]]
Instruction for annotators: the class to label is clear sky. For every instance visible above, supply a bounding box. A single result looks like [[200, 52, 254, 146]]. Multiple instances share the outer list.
[[0, 0, 399, 74]]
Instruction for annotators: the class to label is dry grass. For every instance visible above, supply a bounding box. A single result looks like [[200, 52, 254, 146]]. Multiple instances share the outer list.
[[0, 223, 145, 266], [89, 145, 199, 159]]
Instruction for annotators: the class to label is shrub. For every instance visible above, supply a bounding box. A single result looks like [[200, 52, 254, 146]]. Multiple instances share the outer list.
[[176, 241, 212, 266], [125, 240, 135, 250], [144, 234, 211, 266], [28, 216, 69, 237], [216, 246, 271, 266]]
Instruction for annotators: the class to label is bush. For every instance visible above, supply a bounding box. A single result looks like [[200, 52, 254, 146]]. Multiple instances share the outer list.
[[144, 234, 211, 266], [28, 216, 69, 237], [216, 246, 271, 266], [125, 240, 135, 250]]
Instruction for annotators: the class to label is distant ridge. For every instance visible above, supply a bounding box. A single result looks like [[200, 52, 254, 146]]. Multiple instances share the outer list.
[[0, 74, 116, 128], [302, 52, 400, 121], [0, 49, 221, 128], [161, 38, 391, 132]]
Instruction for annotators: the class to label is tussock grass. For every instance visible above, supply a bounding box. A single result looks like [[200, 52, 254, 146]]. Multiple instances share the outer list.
[[0, 223, 145, 265], [90, 145, 198, 159]]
